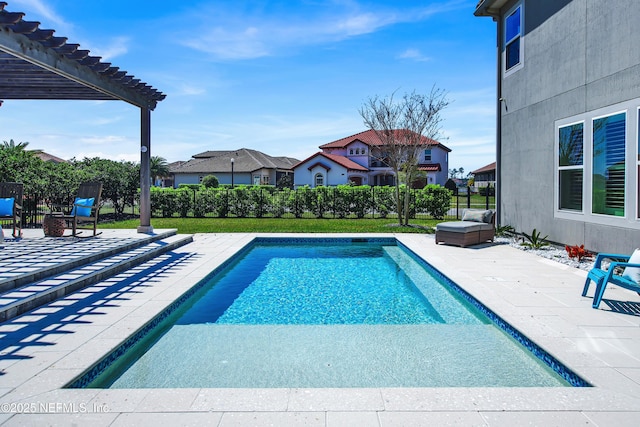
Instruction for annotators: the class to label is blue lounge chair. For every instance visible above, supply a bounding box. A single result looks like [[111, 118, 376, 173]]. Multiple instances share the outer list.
[[583, 252, 640, 308]]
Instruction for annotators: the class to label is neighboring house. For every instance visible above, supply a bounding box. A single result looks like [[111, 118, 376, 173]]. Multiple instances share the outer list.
[[475, 0, 640, 253], [33, 150, 66, 163], [471, 162, 496, 189], [170, 148, 298, 188], [158, 161, 186, 188], [293, 129, 450, 188]]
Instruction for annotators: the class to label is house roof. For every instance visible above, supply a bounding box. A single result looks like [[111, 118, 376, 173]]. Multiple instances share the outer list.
[[319, 129, 451, 152], [0, 2, 165, 109], [293, 152, 369, 172], [474, 0, 509, 17], [417, 164, 442, 172], [472, 162, 496, 174], [33, 150, 66, 163], [171, 148, 299, 174]]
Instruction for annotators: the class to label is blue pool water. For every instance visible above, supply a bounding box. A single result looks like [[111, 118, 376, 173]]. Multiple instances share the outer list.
[[72, 238, 588, 389]]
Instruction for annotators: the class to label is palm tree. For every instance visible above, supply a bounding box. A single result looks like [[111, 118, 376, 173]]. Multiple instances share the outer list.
[[150, 155, 170, 186], [1, 139, 30, 154]]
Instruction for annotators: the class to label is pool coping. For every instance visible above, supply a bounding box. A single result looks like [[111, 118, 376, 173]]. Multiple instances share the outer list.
[[2, 232, 640, 424]]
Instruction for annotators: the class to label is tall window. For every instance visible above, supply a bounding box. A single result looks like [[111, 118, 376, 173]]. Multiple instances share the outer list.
[[315, 173, 324, 187], [556, 100, 640, 224], [592, 112, 626, 217], [558, 123, 584, 211], [424, 149, 432, 162], [505, 4, 522, 72]]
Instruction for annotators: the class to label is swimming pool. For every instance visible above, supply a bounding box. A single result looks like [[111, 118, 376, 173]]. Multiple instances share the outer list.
[[68, 237, 590, 389]]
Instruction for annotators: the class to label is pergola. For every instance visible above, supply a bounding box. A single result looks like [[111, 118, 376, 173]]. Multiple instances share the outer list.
[[0, 2, 165, 233]]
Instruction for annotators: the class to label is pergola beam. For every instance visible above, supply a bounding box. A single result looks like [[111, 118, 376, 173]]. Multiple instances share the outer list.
[[0, 2, 166, 233]]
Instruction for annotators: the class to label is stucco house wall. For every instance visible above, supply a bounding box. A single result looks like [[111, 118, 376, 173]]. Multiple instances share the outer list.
[[476, 0, 640, 253], [173, 172, 251, 187], [294, 160, 349, 188], [427, 147, 449, 185]]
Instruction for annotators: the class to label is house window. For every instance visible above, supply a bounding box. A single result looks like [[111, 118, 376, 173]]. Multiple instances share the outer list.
[[556, 102, 638, 224], [592, 112, 626, 217], [558, 122, 584, 211], [262, 175, 270, 185], [424, 149, 432, 162], [315, 173, 324, 187], [505, 4, 522, 72], [349, 149, 354, 155]]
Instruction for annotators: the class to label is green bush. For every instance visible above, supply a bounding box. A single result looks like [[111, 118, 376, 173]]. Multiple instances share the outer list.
[[201, 175, 219, 188], [417, 184, 451, 219], [147, 184, 455, 220], [372, 186, 395, 218]]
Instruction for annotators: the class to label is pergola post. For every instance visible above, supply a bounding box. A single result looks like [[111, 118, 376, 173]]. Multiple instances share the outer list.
[[137, 107, 153, 233]]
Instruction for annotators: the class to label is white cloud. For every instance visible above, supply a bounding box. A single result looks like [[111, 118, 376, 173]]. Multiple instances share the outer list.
[[178, 1, 468, 60], [80, 135, 127, 146], [397, 49, 431, 62], [10, 0, 69, 29], [88, 36, 129, 61]]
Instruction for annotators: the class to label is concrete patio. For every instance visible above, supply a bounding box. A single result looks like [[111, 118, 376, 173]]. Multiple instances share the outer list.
[[1, 230, 640, 426]]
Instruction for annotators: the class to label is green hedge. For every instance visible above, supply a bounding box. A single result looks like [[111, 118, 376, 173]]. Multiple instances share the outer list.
[[149, 185, 452, 219]]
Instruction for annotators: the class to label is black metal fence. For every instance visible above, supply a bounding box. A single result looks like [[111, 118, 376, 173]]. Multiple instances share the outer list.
[[6, 187, 495, 230]]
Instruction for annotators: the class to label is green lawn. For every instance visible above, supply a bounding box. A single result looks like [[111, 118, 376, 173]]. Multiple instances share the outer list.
[[100, 217, 440, 234]]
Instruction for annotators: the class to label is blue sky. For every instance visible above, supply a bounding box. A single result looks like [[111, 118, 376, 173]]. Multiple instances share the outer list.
[[1, 0, 497, 175]]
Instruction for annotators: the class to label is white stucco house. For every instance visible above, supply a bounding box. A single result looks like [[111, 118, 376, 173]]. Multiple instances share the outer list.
[[293, 129, 451, 188]]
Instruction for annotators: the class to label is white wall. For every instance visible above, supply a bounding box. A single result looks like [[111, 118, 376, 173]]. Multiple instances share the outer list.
[[294, 159, 349, 188]]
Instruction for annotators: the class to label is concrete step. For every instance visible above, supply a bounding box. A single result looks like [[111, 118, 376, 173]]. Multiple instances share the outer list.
[[0, 229, 178, 293], [0, 234, 193, 322]]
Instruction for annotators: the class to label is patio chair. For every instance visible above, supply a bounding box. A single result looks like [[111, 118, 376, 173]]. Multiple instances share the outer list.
[[435, 209, 495, 247], [0, 182, 23, 238], [61, 181, 103, 237], [582, 250, 640, 308]]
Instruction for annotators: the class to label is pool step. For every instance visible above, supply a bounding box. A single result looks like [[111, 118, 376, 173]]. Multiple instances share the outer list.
[[0, 234, 193, 322], [0, 229, 179, 294]]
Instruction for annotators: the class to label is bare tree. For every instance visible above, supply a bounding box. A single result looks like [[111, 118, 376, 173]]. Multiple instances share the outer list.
[[360, 87, 449, 225]]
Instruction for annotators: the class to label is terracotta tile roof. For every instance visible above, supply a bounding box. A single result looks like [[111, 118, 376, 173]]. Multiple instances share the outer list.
[[293, 152, 369, 172], [319, 129, 451, 152], [417, 163, 441, 172]]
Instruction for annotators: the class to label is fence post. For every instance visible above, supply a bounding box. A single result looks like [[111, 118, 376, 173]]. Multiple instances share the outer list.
[[192, 188, 197, 217], [371, 186, 375, 218], [456, 190, 460, 219], [225, 188, 229, 218], [467, 186, 471, 209], [485, 184, 490, 210]]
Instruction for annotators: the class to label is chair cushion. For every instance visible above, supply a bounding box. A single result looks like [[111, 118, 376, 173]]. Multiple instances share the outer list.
[[71, 197, 95, 217], [0, 197, 14, 216], [461, 210, 485, 222], [462, 209, 494, 224], [622, 248, 640, 284], [436, 221, 483, 233]]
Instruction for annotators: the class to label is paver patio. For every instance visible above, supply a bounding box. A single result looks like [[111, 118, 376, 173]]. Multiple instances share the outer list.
[[1, 230, 639, 426]]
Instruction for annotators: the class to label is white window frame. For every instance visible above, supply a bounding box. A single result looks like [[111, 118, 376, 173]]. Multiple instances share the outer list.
[[591, 110, 627, 218], [555, 99, 640, 227], [503, 2, 524, 77], [314, 173, 324, 187], [556, 120, 585, 213], [637, 107, 640, 219]]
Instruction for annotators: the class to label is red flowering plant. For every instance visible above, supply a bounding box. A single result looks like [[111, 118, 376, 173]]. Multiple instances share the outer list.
[[565, 244, 593, 262]]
